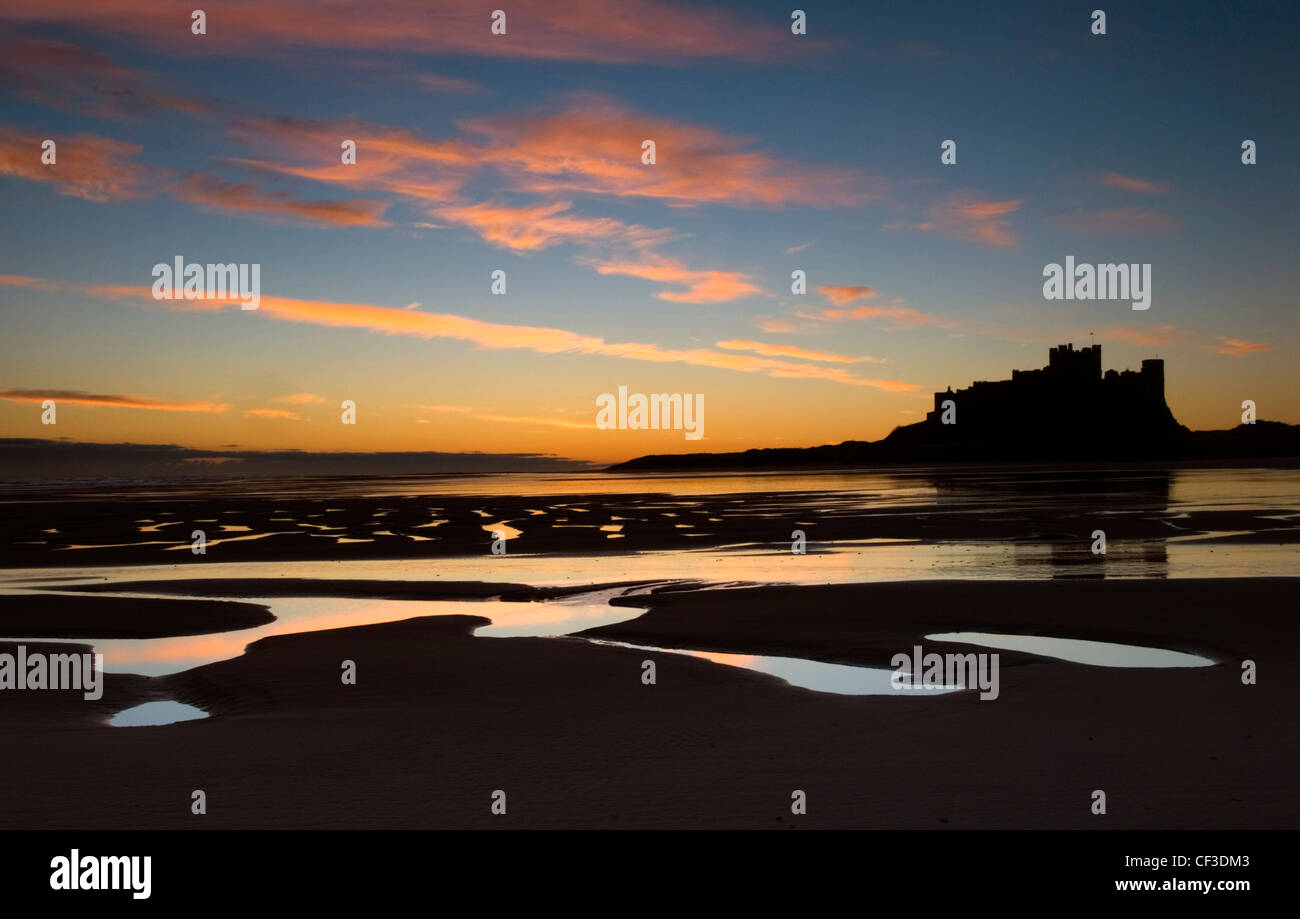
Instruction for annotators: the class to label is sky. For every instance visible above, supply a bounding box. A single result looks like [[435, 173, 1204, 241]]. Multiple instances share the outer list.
[[1, 0, 1297, 468]]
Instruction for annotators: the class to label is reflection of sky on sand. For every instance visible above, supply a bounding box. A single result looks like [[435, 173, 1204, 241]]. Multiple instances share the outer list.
[[7, 533, 1298, 591], [586, 639, 962, 696], [110, 700, 208, 727], [0, 590, 648, 676], [927, 632, 1213, 668]]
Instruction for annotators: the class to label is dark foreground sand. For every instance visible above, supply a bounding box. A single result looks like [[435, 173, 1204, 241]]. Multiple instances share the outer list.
[[1, 577, 1295, 829], [0, 593, 274, 638]]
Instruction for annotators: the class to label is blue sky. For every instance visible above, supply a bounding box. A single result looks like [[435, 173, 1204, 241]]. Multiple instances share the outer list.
[[1, 0, 1296, 463]]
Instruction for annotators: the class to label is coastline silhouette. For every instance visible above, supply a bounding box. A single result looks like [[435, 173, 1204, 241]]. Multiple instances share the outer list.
[[610, 343, 1300, 471]]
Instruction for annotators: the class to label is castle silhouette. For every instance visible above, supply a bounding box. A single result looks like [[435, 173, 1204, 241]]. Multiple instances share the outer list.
[[609, 341, 1299, 471], [921, 343, 1183, 439]]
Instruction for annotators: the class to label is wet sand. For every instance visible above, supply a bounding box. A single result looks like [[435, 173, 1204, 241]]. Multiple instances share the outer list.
[[0, 593, 274, 638], [3, 477, 1296, 567], [1, 577, 1294, 829], [47, 577, 656, 602]]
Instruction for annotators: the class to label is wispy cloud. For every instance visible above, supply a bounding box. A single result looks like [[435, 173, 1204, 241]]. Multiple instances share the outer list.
[[0, 275, 916, 391], [0, 0, 800, 64], [245, 407, 301, 420], [1212, 336, 1271, 356], [170, 172, 391, 227], [817, 285, 875, 306], [0, 128, 154, 202], [274, 393, 326, 405], [588, 256, 763, 303], [0, 36, 214, 120], [474, 413, 596, 430], [921, 193, 1022, 249], [1098, 172, 1171, 195], [414, 73, 484, 94], [803, 303, 952, 328], [0, 124, 393, 228], [1093, 325, 1181, 346], [0, 388, 230, 413], [716, 340, 882, 364], [435, 200, 673, 251], [467, 95, 879, 207]]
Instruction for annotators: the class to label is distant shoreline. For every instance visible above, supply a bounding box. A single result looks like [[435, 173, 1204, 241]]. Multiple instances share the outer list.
[[606, 423, 1300, 473]]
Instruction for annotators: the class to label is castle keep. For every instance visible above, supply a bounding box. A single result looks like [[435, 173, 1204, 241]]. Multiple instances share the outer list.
[[924, 344, 1181, 438]]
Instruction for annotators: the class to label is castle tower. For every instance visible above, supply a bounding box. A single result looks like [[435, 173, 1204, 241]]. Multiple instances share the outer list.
[[1048, 343, 1102, 382], [1140, 358, 1165, 400]]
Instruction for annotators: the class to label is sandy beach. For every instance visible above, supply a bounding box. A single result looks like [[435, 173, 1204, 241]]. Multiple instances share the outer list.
[[2, 576, 1294, 829], [4, 468, 1297, 569]]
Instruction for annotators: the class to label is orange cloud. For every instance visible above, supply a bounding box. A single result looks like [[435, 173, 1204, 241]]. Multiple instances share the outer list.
[[716, 340, 880, 364], [887, 194, 1022, 250], [0, 124, 388, 228], [1098, 172, 1171, 195], [0, 36, 213, 120], [798, 303, 951, 329], [590, 257, 763, 303], [0, 128, 154, 202], [170, 173, 391, 227], [231, 97, 877, 212], [0, 389, 230, 412], [467, 95, 877, 207], [245, 408, 302, 420], [1, 0, 797, 64], [757, 317, 800, 334], [0, 275, 917, 391], [435, 200, 673, 251], [922, 193, 1022, 249], [1094, 325, 1181, 346], [1213, 337, 1271, 357], [226, 116, 477, 207], [818, 285, 875, 306], [474, 413, 596, 430]]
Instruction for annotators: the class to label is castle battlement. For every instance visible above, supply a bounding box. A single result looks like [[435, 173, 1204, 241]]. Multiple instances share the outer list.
[[924, 344, 1177, 437]]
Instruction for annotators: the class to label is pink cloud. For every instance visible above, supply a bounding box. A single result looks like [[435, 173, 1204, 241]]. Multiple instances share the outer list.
[[435, 200, 673, 251], [0, 128, 154, 202], [170, 173, 391, 227], [818, 285, 875, 306], [0, 275, 916, 391], [0, 0, 800, 64], [1212, 337, 1271, 357], [589, 257, 763, 303], [1098, 172, 1171, 195], [1094, 325, 1181, 346]]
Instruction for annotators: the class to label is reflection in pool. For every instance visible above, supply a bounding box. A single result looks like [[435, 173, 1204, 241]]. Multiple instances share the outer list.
[[110, 700, 209, 727], [926, 631, 1214, 668], [585, 639, 963, 696]]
